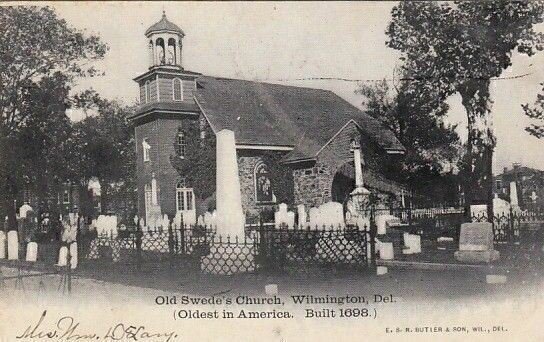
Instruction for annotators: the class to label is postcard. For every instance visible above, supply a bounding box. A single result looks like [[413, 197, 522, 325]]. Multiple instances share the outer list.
[[1, 2, 544, 341]]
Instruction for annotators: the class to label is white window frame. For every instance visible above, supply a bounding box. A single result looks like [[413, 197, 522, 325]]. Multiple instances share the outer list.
[[176, 131, 186, 158], [176, 180, 195, 212], [172, 78, 183, 101], [143, 138, 151, 162]]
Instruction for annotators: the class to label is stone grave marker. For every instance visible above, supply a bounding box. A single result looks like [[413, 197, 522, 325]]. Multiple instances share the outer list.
[[454, 222, 499, 263]]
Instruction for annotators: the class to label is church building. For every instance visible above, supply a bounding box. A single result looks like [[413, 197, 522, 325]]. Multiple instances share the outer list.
[[130, 13, 406, 226]]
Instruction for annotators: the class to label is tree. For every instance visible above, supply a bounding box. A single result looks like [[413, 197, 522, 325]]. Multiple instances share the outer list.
[[356, 77, 461, 205], [17, 73, 79, 217], [386, 1, 544, 217], [73, 96, 136, 217], [170, 121, 217, 216], [0, 6, 107, 228], [523, 83, 544, 138]]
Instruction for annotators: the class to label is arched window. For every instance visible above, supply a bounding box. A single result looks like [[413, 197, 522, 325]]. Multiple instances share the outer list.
[[144, 80, 150, 103], [254, 162, 274, 203], [176, 129, 186, 158], [176, 179, 194, 212], [156, 38, 165, 65], [167, 38, 177, 65], [142, 138, 151, 161], [148, 40, 154, 66], [172, 78, 183, 101]]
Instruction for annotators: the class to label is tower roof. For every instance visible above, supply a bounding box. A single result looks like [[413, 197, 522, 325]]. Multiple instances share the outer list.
[[145, 12, 185, 37]]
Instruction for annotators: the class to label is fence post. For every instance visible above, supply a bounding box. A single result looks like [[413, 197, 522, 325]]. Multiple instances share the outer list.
[[136, 224, 142, 271], [369, 205, 377, 270], [168, 219, 174, 268], [180, 215, 186, 255], [258, 213, 268, 274], [508, 207, 515, 244]]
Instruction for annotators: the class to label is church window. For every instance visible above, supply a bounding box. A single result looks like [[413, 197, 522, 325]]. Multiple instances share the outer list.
[[176, 179, 194, 212], [255, 162, 274, 203], [144, 80, 150, 103], [173, 78, 183, 101], [156, 38, 165, 65], [143, 138, 151, 162], [167, 38, 177, 65], [63, 188, 71, 204], [176, 129, 186, 158]]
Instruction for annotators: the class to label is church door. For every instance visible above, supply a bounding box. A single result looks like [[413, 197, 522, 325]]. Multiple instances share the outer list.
[[176, 180, 196, 224]]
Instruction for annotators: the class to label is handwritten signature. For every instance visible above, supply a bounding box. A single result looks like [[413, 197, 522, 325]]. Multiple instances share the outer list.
[[16, 310, 178, 341]]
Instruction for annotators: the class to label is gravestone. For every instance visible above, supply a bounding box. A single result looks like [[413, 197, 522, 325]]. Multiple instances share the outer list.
[[454, 222, 500, 263], [70, 242, 78, 269], [403, 233, 421, 254], [26, 242, 38, 262], [7, 231, 18, 260], [275, 203, 295, 229], [57, 246, 68, 266], [297, 204, 307, 227], [0, 231, 5, 259]]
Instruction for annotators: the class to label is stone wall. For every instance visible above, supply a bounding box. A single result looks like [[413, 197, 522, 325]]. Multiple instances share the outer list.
[[238, 155, 261, 215], [291, 120, 401, 208], [293, 162, 334, 208]]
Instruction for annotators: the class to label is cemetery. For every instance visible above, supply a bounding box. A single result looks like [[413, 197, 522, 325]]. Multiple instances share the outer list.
[[1, 5, 544, 296]]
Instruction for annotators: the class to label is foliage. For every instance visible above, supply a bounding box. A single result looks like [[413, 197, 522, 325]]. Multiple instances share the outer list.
[[0, 6, 107, 227], [386, 1, 544, 208], [356, 78, 460, 194], [170, 120, 216, 203], [523, 83, 544, 138], [16, 73, 79, 213], [73, 95, 136, 215]]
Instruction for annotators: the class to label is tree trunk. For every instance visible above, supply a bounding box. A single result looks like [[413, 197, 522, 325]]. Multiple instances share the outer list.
[[458, 80, 495, 222]]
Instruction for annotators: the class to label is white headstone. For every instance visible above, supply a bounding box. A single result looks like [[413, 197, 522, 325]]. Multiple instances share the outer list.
[[70, 242, 78, 269], [316, 202, 344, 228], [297, 204, 307, 227], [486, 274, 507, 284], [26, 242, 38, 262], [286, 211, 295, 229], [19, 204, 33, 219], [0, 231, 5, 259], [162, 214, 170, 228], [308, 207, 320, 227], [215, 129, 245, 237], [197, 215, 204, 226], [183, 211, 196, 226], [376, 266, 388, 276], [275, 203, 289, 228], [379, 242, 394, 260], [403, 233, 421, 254], [7, 231, 18, 260], [204, 212, 214, 228], [139, 218, 147, 232], [509, 181, 519, 207], [57, 246, 68, 266]]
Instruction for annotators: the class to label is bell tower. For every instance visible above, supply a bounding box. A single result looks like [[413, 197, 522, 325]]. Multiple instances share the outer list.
[[146, 11, 184, 68], [130, 12, 201, 222]]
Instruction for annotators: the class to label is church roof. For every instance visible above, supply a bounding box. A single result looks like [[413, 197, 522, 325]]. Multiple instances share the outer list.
[[145, 13, 185, 36], [194, 76, 405, 162]]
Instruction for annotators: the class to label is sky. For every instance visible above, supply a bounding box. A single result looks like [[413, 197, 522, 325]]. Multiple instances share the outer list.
[[38, 1, 544, 174]]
